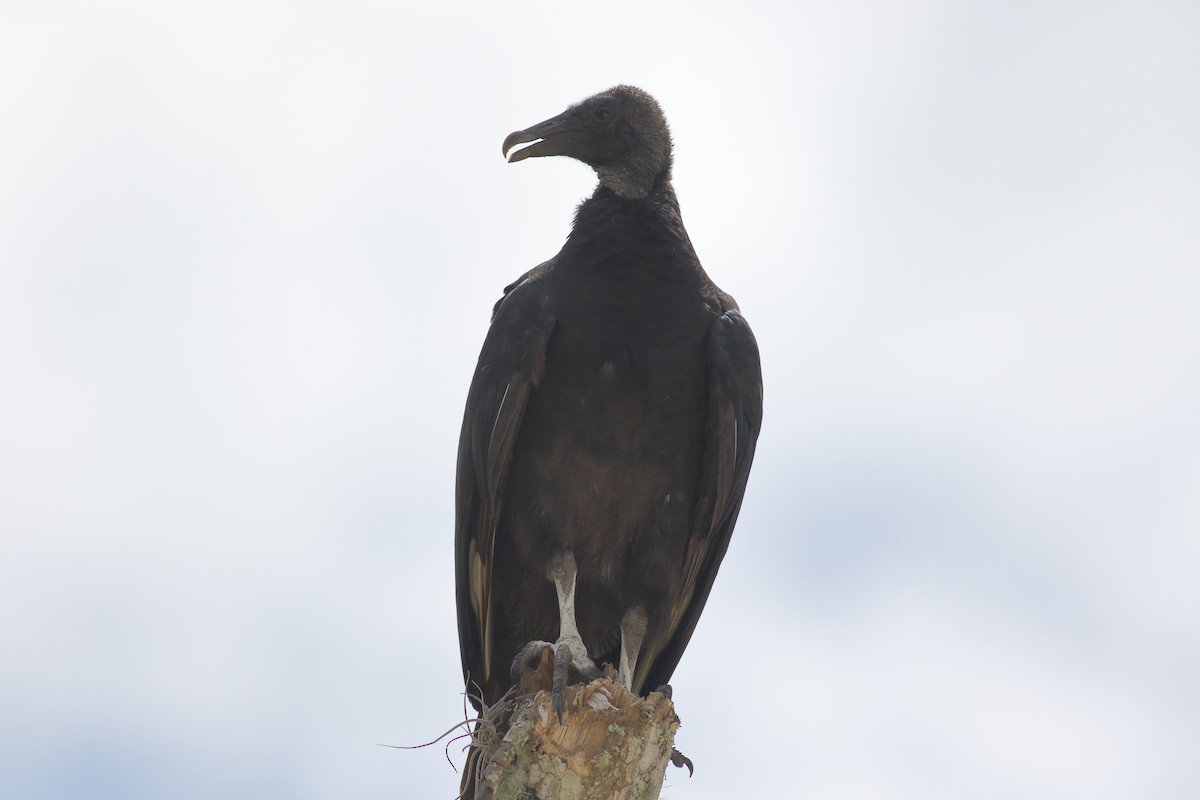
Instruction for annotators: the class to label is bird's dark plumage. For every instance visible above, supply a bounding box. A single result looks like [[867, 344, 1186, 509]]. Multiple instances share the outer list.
[[455, 86, 763, 716]]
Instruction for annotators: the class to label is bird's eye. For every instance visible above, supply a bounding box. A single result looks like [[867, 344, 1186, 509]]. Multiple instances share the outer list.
[[594, 104, 612, 121]]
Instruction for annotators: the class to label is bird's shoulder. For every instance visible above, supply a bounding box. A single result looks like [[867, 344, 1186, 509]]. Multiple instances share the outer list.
[[703, 283, 742, 316], [490, 258, 555, 320], [471, 258, 558, 385]]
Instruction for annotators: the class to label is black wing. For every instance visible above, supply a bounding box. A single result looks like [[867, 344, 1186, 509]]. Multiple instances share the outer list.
[[636, 309, 764, 694], [454, 265, 555, 707]]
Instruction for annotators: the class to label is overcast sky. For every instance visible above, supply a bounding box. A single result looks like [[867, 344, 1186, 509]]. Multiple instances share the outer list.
[[2, 1, 1198, 798]]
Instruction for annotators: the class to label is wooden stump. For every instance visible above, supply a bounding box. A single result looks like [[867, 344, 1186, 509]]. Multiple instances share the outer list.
[[466, 646, 682, 800]]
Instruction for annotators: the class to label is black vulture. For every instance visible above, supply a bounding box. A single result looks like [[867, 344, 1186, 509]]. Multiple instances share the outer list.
[[455, 86, 762, 721]]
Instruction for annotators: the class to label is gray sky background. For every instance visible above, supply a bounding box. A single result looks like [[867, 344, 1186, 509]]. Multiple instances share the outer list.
[[2, 1, 1198, 798]]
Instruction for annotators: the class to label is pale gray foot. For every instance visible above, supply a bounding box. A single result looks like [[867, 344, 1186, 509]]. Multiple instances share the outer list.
[[547, 552, 603, 720]]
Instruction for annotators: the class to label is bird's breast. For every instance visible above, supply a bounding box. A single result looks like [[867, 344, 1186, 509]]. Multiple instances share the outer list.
[[502, 274, 711, 562]]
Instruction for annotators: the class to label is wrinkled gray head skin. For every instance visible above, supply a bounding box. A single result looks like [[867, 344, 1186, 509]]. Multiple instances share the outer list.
[[502, 85, 674, 200]]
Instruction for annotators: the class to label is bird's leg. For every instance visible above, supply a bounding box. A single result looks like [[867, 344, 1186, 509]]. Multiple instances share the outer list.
[[616, 605, 647, 691], [547, 551, 603, 720]]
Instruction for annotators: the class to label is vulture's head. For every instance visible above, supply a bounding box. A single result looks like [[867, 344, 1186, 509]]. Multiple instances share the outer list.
[[502, 85, 673, 199]]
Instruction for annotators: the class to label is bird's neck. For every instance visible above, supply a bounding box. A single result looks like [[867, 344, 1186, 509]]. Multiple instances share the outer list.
[[578, 181, 683, 230], [586, 177, 677, 209], [565, 181, 699, 273], [595, 158, 672, 200], [597, 168, 654, 199]]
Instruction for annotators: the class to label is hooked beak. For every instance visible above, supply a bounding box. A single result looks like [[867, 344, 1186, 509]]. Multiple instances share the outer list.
[[502, 109, 579, 163]]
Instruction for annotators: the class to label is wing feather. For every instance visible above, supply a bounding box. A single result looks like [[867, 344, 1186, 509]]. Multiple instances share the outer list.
[[637, 309, 763, 692], [455, 266, 555, 704]]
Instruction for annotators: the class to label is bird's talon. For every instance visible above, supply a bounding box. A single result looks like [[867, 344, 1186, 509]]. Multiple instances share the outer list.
[[670, 747, 694, 777], [552, 687, 565, 722]]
